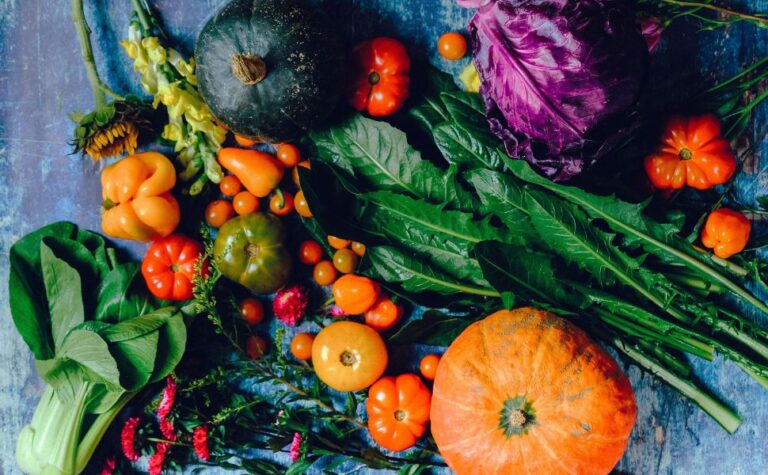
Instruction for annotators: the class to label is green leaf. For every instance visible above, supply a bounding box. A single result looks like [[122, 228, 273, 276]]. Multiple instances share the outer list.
[[99, 308, 176, 342], [466, 168, 535, 243], [94, 263, 156, 322], [388, 309, 477, 346], [150, 311, 187, 382], [408, 67, 458, 132], [433, 122, 506, 170], [59, 329, 122, 388], [40, 242, 85, 352], [110, 331, 159, 391]]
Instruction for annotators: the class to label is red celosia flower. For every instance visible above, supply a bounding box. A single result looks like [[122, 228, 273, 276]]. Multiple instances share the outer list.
[[193, 425, 211, 461], [148, 442, 170, 475], [159, 418, 176, 441], [273, 285, 309, 326], [100, 456, 116, 475], [330, 304, 347, 318], [157, 375, 177, 421], [121, 417, 141, 461], [289, 432, 302, 462]]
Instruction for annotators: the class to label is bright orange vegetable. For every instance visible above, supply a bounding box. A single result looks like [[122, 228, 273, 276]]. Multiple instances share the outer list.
[[437, 32, 467, 60], [205, 199, 235, 228], [234, 134, 258, 147], [701, 208, 751, 258], [313, 260, 338, 286], [332, 274, 380, 315], [333, 248, 358, 274], [276, 144, 301, 168], [364, 296, 402, 332], [294, 190, 313, 218], [366, 374, 431, 452], [348, 37, 411, 117], [351, 241, 366, 256], [141, 234, 208, 301], [218, 148, 284, 197], [312, 321, 388, 392], [101, 152, 180, 242], [233, 191, 259, 216], [290, 333, 315, 361], [293, 160, 311, 187], [328, 235, 351, 249], [269, 191, 295, 216], [419, 354, 440, 381], [299, 240, 323, 265], [220, 175, 243, 196], [644, 114, 736, 190]]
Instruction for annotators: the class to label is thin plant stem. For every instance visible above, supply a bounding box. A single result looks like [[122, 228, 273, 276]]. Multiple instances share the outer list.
[[131, 0, 153, 32], [71, 0, 106, 107], [661, 0, 768, 25]]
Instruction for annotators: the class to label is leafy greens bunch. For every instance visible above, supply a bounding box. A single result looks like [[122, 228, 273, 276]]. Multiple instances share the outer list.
[[9, 222, 186, 475], [299, 71, 768, 434]]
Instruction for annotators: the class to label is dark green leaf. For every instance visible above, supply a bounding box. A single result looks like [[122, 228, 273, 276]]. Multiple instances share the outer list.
[[466, 168, 535, 244], [60, 329, 122, 388], [40, 242, 85, 351], [408, 67, 458, 132], [94, 263, 157, 322], [388, 309, 477, 346], [150, 311, 187, 382]]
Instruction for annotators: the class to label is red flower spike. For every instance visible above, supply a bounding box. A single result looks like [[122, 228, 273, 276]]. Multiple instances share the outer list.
[[273, 285, 309, 326], [289, 432, 302, 462], [100, 456, 116, 475], [157, 375, 177, 421], [148, 442, 170, 475], [121, 417, 141, 462], [193, 425, 211, 461], [159, 418, 176, 441]]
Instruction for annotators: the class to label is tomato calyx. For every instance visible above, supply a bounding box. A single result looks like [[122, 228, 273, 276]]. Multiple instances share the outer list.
[[394, 410, 406, 421], [340, 350, 359, 366], [368, 70, 381, 85], [246, 243, 261, 258], [679, 148, 693, 160]]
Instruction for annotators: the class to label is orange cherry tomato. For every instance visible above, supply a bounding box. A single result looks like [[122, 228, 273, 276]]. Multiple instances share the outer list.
[[366, 374, 431, 451], [234, 134, 258, 147], [419, 354, 441, 381], [348, 37, 411, 117], [290, 333, 315, 361], [218, 148, 284, 197], [246, 335, 268, 360], [644, 114, 736, 190], [351, 241, 366, 257], [299, 240, 323, 265], [276, 144, 301, 168], [364, 296, 402, 332], [205, 199, 235, 228], [437, 32, 468, 60], [312, 321, 388, 392], [333, 248, 358, 274], [332, 274, 380, 315], [701, 208, 751, 259], [328, 235, 351, 249], [239, 298, 265, 326], [269, 192, 295, 216], [219, 175, 243, 197], [313, 260, 338, 286], [233, 191, 259, 216], [294, 190, 313, 218], [293, 160, 312, 187]]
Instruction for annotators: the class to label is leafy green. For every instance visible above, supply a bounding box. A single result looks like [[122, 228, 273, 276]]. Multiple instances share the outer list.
[[388, 310, 478, 346]]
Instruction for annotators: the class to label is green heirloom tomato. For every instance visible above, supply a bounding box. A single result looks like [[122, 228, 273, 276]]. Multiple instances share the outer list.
[[213, 213, 291, 293]]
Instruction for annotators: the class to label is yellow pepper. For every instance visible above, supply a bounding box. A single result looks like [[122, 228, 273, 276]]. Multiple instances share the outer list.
[[101, 152, 180, 242]]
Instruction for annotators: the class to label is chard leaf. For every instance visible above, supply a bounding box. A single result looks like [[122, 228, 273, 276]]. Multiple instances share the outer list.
[[110, 331, 159, 391], [388, 310, 478, 346], [99, 308, 176, 342], [41, 236, 101, 318], [59, 329, 122, 389], [40, 243, 85, 352], [150, 311, 186, 382], [466, 169, 534, 242], [366, 246, 499, 298], [94, 263, 156, 323]]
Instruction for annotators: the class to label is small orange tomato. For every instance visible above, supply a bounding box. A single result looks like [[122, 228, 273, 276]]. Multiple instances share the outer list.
[[294, 190, 313, 218], [364, 296, 402, 332], [366, 374, 431, 452], [269, 192, 295, 216], [205, 199, 235, 228], [351, 241, 366, 256], [299, 240, 324, 265], [234, 134, 258, 147], [218, 148, 284, 197], [276, 144, 301, 168], [219, 175, 242, 197], [332, 274, 380, 315], [419, 354, 441, 381], [333, 248, 358, 274], [701, 208, 751, 259], [328, 235, 351, 249], [293, 160, 312, 187], [290, 332, 315, 361], [312, 321, 388, 391], [313, 260, 338, 286], [239, 298, 265, 325], [233, 191, 259, 216], [438, 32, 468, 60], [246, 335, 268, 360]]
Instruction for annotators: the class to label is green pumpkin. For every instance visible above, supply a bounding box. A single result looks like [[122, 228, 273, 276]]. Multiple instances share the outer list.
[[195, 0, 346, 143], [213, 213, 292, 294]]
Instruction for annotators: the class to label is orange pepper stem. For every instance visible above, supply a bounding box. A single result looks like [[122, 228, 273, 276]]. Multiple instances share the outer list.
[[274, 188, 285, 210], [101, 198, 116, 211]]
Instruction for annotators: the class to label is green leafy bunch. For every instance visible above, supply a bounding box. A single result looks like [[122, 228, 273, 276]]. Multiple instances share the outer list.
[[9, 222, 186, 475]]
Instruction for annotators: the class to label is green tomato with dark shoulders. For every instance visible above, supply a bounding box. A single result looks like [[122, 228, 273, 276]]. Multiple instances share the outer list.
[[213, 213, 292, 294]]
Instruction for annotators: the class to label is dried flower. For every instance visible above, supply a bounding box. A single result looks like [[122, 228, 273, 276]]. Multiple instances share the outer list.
[[192, 425, 211, 461], [100, 456, 116, 475], [148, 442, 170, 475], [157, 375, 177, 421], [289, 432, 302, 462], [330, 304, 347, 318], [639, 16, 663, 54], [121, 417, 141, 461], [159, 418, 176, 441], [273, 285, 309, 326]]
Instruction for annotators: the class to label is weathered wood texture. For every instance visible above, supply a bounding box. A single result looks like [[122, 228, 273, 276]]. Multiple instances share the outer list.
[[0, 0, 766, 473]]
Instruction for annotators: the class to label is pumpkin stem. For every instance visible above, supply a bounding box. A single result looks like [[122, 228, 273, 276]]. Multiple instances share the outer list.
[[232, 54, 268, 85], [498, 396, 536, 437], [679, 148, 694, 160]]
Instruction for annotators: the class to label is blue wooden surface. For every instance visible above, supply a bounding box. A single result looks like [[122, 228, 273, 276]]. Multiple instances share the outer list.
[[0, 1, 767, 473]]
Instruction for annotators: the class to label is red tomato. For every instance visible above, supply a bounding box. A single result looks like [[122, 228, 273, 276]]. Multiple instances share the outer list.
[[141, 234, 208, 301], [348, 37, 411, 117], [269, 192, 295, 216], [239, 298, 265, 326], [299, 240, 323, 265], [247, 335, 268, 360]]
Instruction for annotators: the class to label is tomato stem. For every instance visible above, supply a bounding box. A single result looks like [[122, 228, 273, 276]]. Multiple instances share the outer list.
[[368, 71, 381, 85], [679, 148, 693, 160]]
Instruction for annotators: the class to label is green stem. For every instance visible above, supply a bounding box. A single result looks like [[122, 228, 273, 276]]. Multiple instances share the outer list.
[[130, 0, 153, 31], [661, 0, 768, 25], [71, 0, 106, 107], [75, 392, 135, 472]]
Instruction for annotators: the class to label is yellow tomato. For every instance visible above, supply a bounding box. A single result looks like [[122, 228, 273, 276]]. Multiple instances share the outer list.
[[312, 321, 388, 392]]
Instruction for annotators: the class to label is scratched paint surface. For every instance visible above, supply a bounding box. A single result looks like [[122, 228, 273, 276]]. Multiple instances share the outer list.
[[0, 0, 767, 473]]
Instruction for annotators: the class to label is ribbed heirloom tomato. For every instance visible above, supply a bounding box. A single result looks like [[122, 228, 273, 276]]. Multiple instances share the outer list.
[[364, 296, 402, 332], [332, 274, 380, 315], [312, 321, 388, 392], [348, 37, 411, 117], [141, 234, 208, 301], [366, 374, 431, 452]]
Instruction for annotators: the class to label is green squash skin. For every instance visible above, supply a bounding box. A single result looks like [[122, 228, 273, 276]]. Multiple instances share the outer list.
[[213, 213, 292, 294], [196, 0, 346, 143]]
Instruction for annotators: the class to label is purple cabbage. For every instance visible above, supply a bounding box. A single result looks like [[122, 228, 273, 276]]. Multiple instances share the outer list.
[[462, 0, 649, 181]]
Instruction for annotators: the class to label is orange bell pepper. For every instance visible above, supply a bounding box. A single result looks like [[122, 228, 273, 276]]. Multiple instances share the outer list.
[[701, 208, 751, 259], [101, 152, 180, 242], [218, 148, 284, 197]]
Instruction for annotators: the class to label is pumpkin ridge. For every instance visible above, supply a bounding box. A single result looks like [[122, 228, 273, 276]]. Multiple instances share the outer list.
[[524, 312, 561, 397], [527, 427, 577, 475]]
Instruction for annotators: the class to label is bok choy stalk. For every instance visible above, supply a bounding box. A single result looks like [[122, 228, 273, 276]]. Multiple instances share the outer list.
[[9, 222, 187, 474]]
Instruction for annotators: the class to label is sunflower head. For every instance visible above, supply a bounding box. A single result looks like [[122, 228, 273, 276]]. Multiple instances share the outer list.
[[71, 96, 161, 161]]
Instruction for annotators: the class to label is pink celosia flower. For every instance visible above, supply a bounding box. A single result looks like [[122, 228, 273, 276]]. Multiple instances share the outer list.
[[148, 442, 170, 475], [157, 375, 177, 421], [330, 304, 347, 318], [289, 432, 302, 462], [273, 285, 309, 326], [100, 456, 116, 475], [192, 425, 211, 461], [159, 418, 176, 441], [120, 417, 141, 461]]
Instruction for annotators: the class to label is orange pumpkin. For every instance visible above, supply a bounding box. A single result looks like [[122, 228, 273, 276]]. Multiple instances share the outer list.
[[431, 307, 636, 475]]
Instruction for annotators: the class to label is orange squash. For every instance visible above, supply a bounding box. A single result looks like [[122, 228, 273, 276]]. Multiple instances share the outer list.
[[431, 307, 636, 475]]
